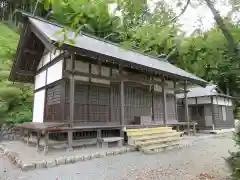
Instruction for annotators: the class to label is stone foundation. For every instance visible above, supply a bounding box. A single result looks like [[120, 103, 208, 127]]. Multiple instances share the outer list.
[[0, 143, 136, 171]]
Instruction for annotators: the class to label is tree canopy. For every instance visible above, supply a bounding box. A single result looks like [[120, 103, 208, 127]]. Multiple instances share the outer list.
[[0, 0, 240, 126]]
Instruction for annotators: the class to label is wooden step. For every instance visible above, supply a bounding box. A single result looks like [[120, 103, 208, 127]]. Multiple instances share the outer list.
[[133, 132, 182, 141], [126, 127, 172, 133], [141, 142, 180, 154], [137, 136, 181, 146], [127, 129, 175, 137]]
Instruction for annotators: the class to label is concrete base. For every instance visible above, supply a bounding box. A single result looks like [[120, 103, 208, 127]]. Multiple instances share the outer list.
[[198, 128, 234, 134]]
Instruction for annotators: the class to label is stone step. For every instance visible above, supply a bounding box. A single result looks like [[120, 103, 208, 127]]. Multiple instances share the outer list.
[[136, 136, 182, 146], [127, 129, 175, 137], [132, 132, 182, 142], [141, 142, 180, 154]]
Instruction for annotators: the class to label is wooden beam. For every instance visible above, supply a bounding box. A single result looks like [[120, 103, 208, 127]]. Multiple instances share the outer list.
[[184, 80, 190, 135], [29, 24, 55, 51], [162, 77, 167, 125], [24, 49, 41, 56], [16, 69, 34, 76], [65, 70, 169, 87]]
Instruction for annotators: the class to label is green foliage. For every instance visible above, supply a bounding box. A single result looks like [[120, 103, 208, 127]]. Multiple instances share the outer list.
[[227, 132, 240, 180], [0, 22, 33, 125], [46, 0, 240, 101], [236, 107, 240, 120]]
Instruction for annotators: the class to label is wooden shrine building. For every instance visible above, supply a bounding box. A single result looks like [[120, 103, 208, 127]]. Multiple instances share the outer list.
[[9, 14, 207, 145], [177, 84, 234, 131]]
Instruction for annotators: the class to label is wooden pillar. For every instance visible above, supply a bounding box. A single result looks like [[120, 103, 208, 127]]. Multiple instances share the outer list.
[[174, 80, 178, 121], [120, 68, 125, 138], [43, 132, 49, 154], [120, 80, 125, 127], [184, 80, 190, 135], [211, 96, 216, 130], [162, 77, 167, 125], [109, 68, 113, 122], [151, 85, 155, 122], [68, 54, 75, 151], [69, 54, 75, 127], [60, 81, 66, 122]]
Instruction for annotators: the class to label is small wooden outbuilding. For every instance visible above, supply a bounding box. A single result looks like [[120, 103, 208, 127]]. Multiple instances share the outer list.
[[177, 84, 234, 131]]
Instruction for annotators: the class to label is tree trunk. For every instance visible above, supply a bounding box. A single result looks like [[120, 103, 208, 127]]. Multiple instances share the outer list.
[[204, 0, 236, 54]]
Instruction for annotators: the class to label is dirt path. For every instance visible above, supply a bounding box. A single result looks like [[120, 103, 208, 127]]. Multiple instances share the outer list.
[[0, 134, 235, 180]]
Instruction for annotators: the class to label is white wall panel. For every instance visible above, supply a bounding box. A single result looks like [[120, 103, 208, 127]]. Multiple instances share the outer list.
[[75, 61, 89, 73], [90, 64, 110, 84], [213, 96, 217, 104], [188, 98, 196, 105], [101, 66, 110, 77], [42, 53, 51, 66], [197, 96, 211, 104], [37, 50, 61, 70], [32, 89, 45, 123], [212, 96, 232, 106], [166, 80, 174, 88], [154, 84, 162, 92], [47, 59, 63, 85], [51, 50, 61, 60], [217, 97, 225, 105], [34, 70, 46, 90]]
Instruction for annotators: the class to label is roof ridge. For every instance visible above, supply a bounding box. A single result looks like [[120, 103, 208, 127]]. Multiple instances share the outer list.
[[22, 12, 169, 63]]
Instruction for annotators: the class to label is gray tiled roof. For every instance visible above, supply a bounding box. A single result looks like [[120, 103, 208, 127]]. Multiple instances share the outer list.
[[177, 84, 231, 98], [29, 17, 207, 85]]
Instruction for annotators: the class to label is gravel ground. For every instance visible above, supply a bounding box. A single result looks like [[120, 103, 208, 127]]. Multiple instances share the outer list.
[[0, 133, 236, 180]]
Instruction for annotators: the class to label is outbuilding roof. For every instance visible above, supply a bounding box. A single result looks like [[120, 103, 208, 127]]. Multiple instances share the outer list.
[[9, 14, 207, 85], [177, 84, 232, 99]]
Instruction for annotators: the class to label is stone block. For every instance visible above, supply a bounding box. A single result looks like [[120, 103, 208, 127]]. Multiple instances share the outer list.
[[91, 152, 101, 159], [35, 161, 47, 169], [21, 163, 36, 171], [119, 148, 127, 154], [55, 157, 66, 165], [3, 148, 9, 155], [84, 155, 91, 160], [46, 160, 56, 168], [75, 155, 84, 162], [126, 147, 132, 152], [0, 145, 4, 151], [99, 152, 105, 158], [106, 151, 114, 156], [113, 149, 121, 155], [66, 156, 75, 164]]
